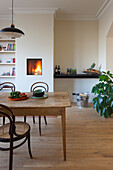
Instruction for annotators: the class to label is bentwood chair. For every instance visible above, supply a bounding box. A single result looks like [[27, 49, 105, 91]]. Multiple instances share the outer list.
[[24, 82, 49, 136], [0, 82, 15, 92], [0, 82, 15, 125], [0, 104, 32, 170]]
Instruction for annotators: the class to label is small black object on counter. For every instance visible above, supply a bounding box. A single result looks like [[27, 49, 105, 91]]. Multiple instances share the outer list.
[[54, 65, 61, 75]]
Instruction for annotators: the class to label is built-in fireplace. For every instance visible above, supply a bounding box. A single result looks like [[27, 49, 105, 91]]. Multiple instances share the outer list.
[[27, 58, 42, 75]]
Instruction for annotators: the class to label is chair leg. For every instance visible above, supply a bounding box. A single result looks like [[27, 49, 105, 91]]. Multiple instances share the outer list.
[[3, 116, 5, 125], [9, 131, 13, 170], [39, 116, 41, 136], [28, 133, 32, 159], [24, 116, 26, 122], [44, 116, 47, 125], [33, 116, 35, 124]]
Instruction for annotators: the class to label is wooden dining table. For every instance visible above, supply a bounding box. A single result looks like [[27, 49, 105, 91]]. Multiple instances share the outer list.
[[0, 91, 71, 160]]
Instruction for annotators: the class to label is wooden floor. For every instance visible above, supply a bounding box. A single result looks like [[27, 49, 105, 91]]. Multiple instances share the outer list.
[[1, 104, 113, 170]]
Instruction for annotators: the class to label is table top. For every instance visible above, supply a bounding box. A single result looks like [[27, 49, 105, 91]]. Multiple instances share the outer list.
[[0, 92, 71, 109]]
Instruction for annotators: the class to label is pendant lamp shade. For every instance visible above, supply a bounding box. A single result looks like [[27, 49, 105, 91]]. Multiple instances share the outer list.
[[0, 24, 25, 38], [0, 0, 25, 38]]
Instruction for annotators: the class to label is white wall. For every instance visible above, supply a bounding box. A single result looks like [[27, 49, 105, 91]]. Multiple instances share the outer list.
[[15, 14, 54, 92], [98, 3, 113, 71], [54, 20, 98, 101]]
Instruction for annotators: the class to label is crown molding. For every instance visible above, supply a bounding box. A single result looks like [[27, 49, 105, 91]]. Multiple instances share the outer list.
[[55, 0, 113, 20], [55, 8, 97, 20], [55, 15, 97, 21], [0, 8, 58, 20], [0, 0, 113, 21], [97, 0, 113, 19], [96, 0, 109, 17], [13, 8, 58, 15]]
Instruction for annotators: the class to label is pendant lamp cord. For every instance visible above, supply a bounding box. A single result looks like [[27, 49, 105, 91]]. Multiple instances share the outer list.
[[12, 0, 13, 25]]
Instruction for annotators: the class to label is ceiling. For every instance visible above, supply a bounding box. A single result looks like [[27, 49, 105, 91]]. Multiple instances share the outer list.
[[0, 0, 112, 20]]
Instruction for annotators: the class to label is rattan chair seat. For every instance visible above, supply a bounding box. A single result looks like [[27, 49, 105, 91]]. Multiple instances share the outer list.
[[0, 121, 30, 141], [0, 104, 32, 170]]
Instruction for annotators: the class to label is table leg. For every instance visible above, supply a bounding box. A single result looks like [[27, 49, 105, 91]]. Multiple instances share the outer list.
[[61, 108, 66, 161]]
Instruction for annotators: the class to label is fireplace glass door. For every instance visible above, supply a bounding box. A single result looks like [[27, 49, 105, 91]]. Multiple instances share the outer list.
[[27, 58, 42, 75]]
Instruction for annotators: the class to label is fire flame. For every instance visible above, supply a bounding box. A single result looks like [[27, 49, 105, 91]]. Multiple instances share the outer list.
[[32, 60, 42, 75]]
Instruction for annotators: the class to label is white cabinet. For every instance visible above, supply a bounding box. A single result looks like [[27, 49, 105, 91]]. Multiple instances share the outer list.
[[0, 39, 16, 83]]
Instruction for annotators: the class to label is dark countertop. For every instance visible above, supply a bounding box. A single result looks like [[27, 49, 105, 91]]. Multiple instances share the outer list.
[[54, 74, 100, 78]]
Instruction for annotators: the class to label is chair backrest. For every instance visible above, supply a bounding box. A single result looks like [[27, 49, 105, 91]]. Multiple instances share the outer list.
[[0, 104, 15, 133], [0, 82, 15, 92], [0, 104, 15, 121], [30, 82, 49, 92]]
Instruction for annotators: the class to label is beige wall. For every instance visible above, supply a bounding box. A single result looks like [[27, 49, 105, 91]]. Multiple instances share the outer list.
[[98, 3, 113, 71], [106, 22, 113, 73], [54, 20, 98, 101], [106, 37, 113, 72], [54, 20, 98, 73]]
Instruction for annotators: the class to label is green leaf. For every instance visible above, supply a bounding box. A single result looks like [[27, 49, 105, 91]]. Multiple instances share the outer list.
[[111, 101, 113, 107], [104, 109, 108, 118], [93, 102, 97, 109], [99, 75, 106, 81], [111, 107, 113, 113], [96, 105, 100, 113], [108, 94, 113, 99], [103, 96, 108, 107], [102, 71, 106, 74], [107, 107, 112, 117], [105, 75, 109, 82], [98, 97, 103, 104], [91, 85, 99, 93], [99, 106, 103, 116], [111, 86, 113, 92], [91, 86, 96, 93], [92, 97, 97, 103], [101, 108, 106, 116], [107, 71, 110, 75]]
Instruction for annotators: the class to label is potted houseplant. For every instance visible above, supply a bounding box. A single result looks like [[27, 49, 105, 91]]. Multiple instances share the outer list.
[[92, 71, 113, 118]]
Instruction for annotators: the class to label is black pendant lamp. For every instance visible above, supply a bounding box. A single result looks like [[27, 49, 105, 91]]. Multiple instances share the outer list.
[[0, 0, 25, 38]]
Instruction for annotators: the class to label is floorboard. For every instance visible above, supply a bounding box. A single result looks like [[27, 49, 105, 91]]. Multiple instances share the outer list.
[[0, 104, 113, 170]]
